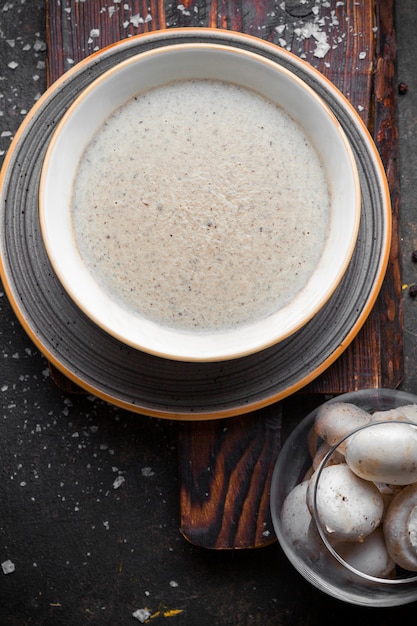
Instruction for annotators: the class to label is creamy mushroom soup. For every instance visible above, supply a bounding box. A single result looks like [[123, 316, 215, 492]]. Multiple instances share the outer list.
[[72, 79, 331, 332]]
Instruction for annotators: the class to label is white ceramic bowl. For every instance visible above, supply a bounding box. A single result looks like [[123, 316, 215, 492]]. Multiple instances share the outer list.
[[39, 42, 360, 362]]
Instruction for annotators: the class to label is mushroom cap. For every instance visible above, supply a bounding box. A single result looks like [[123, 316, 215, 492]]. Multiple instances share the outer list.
[[371, 404, 417, 424], [307, 464, 384, 543], [345, 422, 417, 485], [314, 402, 370, 453], [312, 441, 345, 471], [383, 482, 417, 571], [336, 527, 395, 578], [280, 480, 322, 557]]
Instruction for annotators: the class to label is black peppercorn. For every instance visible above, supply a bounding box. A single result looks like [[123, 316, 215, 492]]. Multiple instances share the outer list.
[[409, 283, 417, 297], [412, 250, 417, 263], [398, 82, 409, 94]]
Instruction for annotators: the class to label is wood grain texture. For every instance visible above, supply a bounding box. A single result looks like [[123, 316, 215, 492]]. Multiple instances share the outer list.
[[306, 0, 403, 394], [45, 0, 401, 549], [178, 406, 282, 548]]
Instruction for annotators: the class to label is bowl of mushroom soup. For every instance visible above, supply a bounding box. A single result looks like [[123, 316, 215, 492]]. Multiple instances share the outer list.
[[39, 39, 360, 362], [270, 388, 417, 606]]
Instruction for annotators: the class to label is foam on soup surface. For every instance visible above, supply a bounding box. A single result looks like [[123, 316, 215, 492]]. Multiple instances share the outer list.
[[72, 79, 331, 332]]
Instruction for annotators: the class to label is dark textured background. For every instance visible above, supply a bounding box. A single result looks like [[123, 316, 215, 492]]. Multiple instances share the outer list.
[[1, 1, 417, 624]]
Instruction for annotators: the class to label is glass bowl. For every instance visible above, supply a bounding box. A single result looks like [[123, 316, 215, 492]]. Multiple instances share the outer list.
[[270, 388, 417, 606]]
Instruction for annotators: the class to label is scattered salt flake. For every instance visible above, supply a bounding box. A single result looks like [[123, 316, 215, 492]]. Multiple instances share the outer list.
[[1, 560, 15, 575], [103, 521, 110, 530], [6, 39, 15, 47], [132, 608, 151, 622], [177, 4, 191, 15], [130, 13, 144, 26], [8, 61, 18, 70], [359, 51, 366, 59], [141, 467, 155, 477], [113, 475, 125, 489], [169, 580, 179, 587], [34, 40, 47, 52], [357, 104, 365, 112], [90, 28, 100, 38], [314, 41, 331, 58], [299, 22, 320, 40]]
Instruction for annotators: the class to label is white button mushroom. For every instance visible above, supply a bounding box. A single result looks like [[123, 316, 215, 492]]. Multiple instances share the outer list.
[[336, 527, 395, 578], [371, 404, 417, 424], [374, 482, 404, 519], [383, 482, 417, 571], [312, 440, 345, 470], [280, 481, 322, 557], [307, 464, 384, 543], [345, 422, 417, 485], [395, 405, 417, 423], [314, 402, 370, 453]]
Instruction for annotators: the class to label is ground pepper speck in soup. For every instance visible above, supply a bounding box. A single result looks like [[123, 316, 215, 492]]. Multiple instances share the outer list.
[[72, 79, 331, 331]]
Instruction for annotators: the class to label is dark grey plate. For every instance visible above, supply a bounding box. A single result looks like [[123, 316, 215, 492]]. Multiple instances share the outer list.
[[0, 29, 390, 419]]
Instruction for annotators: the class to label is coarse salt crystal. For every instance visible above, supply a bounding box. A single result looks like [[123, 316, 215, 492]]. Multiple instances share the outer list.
[[34, 40, 47, 52], [1, 560, 15, 574], [314, 41, 331, 58], [113, 475, 125, 489], [130, 13, 144, 26], [132, 608, 151, 622]]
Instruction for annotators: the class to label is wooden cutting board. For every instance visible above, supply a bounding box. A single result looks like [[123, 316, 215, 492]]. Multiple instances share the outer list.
[[45, 0, 401, 548]]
